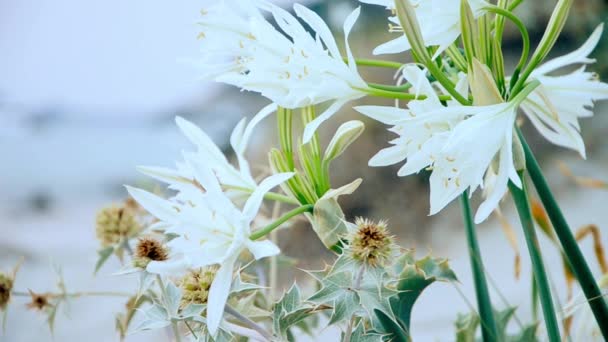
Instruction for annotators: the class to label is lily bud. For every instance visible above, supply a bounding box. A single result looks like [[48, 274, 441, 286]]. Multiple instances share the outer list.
[[460, 0, 479, 67], [324, 120, 365, 164], [528, 0, 573, 71], [394, 0, 431, 63]]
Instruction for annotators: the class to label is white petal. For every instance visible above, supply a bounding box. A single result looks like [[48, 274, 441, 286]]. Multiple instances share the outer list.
[[206, 256, 237, 336], [137, 166, 190, 185], [302, 100, 348, 144], [354, 105, 408, 125], [294, 3, 341, 59], [243, 172, 294, 221], [343, 6, 361, 71], [188, 158, 223, 196], [146, 258, 190, 277], [125, 186, 178, 223], [238, 103, 278, 156], [369, 144, 407, 167], [246, 239, 280, 260], [474, 137, 513, 223], [373, 35, 410, 55], [175, 116, 228, 164], [534, 24, 604, 76]]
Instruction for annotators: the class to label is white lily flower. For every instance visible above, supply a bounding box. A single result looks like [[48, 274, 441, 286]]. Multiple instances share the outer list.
[[138, 104, 276, 204], [196, 0, 367, 143], [356, 65, 525, 223], [359, 0, 488, 56], [521, 24, 608, 158], [127, 161, 294, 335]]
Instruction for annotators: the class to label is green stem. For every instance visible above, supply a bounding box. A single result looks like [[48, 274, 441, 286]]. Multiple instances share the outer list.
[[509, 174, 561, 342], [358, 87, 452, 102], [250, 205, 314, 240], [277, 107, 294, 170], [460, 192, 499, 342], [224, 304, 273, 341], [351, 58, 403, 69], [517, 127, 608, 340], [368, 82, 412, 92], [426, 60, 471, 105], [483, 6, 530, 78], [223, 185, 299, 205]]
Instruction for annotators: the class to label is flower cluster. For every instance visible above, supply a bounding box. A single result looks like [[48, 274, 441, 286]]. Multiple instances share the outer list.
[[117, 0, 608, 339]]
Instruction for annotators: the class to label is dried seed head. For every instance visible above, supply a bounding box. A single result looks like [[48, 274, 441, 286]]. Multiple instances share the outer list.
[[347, 218, 395, 267], [26, 290, 52, 311], [96, 204, 141, 247], [179, 267, 218, 306], [133, 237, 169, 268], [0, 272, 13, 310]]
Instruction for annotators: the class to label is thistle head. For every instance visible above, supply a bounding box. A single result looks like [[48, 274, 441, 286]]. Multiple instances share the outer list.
[[180, 267, 218, 306], [347, 218, 395, 267], [0, 272, 13, 310], [133, 237, 169, 268], [95, 204, 141, 247], [26, 290, 53, 311]]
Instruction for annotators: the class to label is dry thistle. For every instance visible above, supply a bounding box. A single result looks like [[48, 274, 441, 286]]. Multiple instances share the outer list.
[[95, 204, 141, 247], [0, 272, 13, 310], [179, 267, 218, 306], [347, 218, 395, 268], [26, 290, 53, 311], [133, 237, 169, 268]]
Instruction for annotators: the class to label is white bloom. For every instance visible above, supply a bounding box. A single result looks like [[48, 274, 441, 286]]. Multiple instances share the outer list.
[[197, 0, 368, 142], [127, 162, 294, 335], [138, 104, 276, 204], [359, 0, 488, 56], [356, 65, 523, 223], [521, 24, 608, 158]]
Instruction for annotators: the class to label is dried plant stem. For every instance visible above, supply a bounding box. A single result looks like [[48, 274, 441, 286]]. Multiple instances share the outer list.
[[12, 290, 131, 298], [517, 128, 608, 340], [344, 264, 365, 342], [460, 192, 499, 342], [509, 175, 561, 342], [224, 304, 273, 341]]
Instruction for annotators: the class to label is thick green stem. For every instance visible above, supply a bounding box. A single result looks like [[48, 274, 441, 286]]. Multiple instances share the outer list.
[[250, 205, 314, 240], [460, 192, 499, 342], [509, 174, 561, 342], [517, 128, 608, 340], [351, 58, 403, 69], [368, 82, 412, 92], [358, 87, 452, 102]]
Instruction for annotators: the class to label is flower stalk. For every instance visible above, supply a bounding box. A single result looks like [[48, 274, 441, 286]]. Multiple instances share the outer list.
[[460, 192, 499, 342], [516, 127, 608, 340], [508, 173, 561, 342], [250, 205, 314, 241]]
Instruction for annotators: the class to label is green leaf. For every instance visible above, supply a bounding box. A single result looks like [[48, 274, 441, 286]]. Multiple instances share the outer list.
[[230, 273, 264, 295], [454, 312, 479, 342], [273, 284, 314, 340], [350, 322, 385, 342], [310, 179, 362, 250], [373, 309, 409, 342], [94, 246, 115, 274], [329, 290, 359, 325], [453, 307, 539, 342]]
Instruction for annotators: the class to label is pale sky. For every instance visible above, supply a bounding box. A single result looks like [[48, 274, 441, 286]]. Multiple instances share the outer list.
[[0, 0, 317, 118]]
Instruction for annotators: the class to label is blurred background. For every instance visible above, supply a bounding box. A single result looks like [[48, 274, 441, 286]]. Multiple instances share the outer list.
[[1, 0, 607, 341]]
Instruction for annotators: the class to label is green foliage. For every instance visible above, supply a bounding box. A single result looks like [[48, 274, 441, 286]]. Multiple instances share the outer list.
[[454, 307, 539, 342], [272, 284, 315, 341]]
